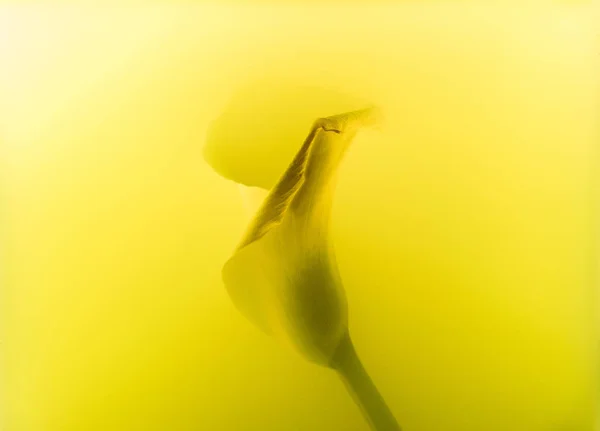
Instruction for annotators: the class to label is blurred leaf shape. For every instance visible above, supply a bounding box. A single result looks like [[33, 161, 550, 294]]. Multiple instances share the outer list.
[[203, 79, 370, 189]]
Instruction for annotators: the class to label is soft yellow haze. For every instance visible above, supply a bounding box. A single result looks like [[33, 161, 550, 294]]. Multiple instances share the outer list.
[[0, 4, 597, 431]]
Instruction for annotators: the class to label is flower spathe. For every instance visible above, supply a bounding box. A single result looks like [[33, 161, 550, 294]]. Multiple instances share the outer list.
[[222, 107, 381, 366]]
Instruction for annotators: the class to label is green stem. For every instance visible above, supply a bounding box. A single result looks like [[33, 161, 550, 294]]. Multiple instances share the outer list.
[[331, 333, 401, 431]]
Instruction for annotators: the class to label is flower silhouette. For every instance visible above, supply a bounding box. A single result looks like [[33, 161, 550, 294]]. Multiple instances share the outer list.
[[204, 91, 399, 430]]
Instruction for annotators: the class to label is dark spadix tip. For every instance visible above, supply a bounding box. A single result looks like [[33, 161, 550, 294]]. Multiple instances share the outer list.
[[203, 79, 370, 189]]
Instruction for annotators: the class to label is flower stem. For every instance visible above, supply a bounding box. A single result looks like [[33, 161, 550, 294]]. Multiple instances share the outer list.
[[331, 333, 401, 431]]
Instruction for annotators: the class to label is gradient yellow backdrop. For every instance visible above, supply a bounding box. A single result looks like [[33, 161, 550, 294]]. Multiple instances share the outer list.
[[0, 4, 598, 431]]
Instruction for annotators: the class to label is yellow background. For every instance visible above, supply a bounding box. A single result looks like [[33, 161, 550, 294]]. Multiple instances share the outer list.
[[0, 4, 597, 431]]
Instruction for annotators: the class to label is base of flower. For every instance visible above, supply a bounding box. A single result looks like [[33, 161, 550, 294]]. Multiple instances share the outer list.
[[330, 332, 402, 431]]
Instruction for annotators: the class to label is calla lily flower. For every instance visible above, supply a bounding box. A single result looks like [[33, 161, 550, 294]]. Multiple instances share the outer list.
[[204, 94, 400, 430]]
